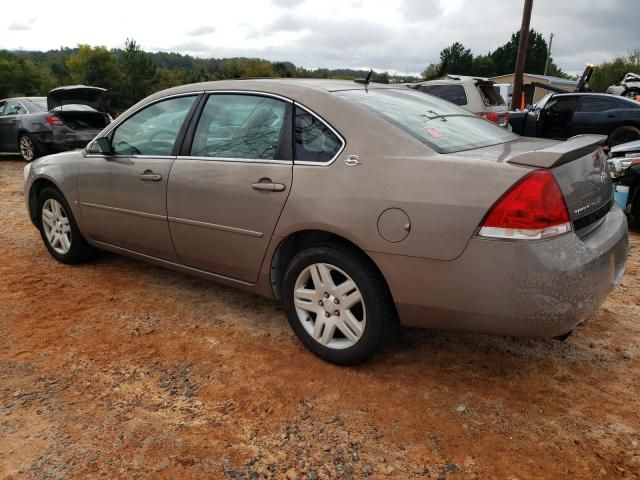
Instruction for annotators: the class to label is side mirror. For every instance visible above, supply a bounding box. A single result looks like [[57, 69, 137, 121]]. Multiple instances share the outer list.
[[88, 137, 113, 155]]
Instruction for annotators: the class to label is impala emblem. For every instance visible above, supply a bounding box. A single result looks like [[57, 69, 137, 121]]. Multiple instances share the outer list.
[[344, 155, 361, 167], [600, 171, 607, 183]]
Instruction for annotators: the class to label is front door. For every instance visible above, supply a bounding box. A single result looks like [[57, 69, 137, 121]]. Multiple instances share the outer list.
[[0, 100, 24, 152], [78, 94, 198, 261], [167, 93, 293, 283], [539, 96, 578, 140]]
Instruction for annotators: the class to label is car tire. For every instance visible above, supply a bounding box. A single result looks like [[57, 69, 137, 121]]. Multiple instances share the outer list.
[[37, 186, 94, 264], [19, 133, 41, 163], [282, 243, 394, 365], [608, 126, 640, 148]]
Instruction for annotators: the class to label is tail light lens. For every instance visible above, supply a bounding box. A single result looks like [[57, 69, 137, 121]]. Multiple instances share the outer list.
[[46, 115, 64, 126], [478, 170, 572, 240], [484, 112, 499, 122]]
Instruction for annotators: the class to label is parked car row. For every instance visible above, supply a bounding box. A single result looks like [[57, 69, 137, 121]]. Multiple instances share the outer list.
[[23, 78, 628, 364], [0, 86, 111, 162]]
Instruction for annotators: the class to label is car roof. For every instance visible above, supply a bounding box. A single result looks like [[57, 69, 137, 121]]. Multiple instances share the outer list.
[[145, 78, 403, 102], [550, 92, 640, 106]]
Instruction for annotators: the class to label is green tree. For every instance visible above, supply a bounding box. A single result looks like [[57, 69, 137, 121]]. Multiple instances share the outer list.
[[421, 63, 441, 80], [491, 29, 548, 75], [590, 51, 640, 93], [242, 59, 275, 78], [120, 39, 156, 107], [67, 45, 123, 112], [471, 54, 497, 78], [439, 42, 473, 76]]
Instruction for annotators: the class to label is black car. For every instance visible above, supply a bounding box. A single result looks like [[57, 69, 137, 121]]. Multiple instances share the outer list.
[[509, 93, 640, 147], [0, 86, 111, 162]]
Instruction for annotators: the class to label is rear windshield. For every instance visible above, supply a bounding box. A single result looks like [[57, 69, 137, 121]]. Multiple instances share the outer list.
[[478, 84, 506, 106], [334, 88, 517, 154]]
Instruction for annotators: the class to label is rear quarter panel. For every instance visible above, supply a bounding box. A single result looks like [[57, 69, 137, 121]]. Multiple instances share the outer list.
[[271, 99, 531, 261]]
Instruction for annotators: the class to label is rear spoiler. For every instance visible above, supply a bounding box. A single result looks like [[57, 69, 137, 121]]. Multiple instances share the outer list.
[[507, 135, 606, 169]]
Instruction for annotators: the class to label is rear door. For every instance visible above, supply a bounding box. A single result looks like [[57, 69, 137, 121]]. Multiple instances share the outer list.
[[79, 94, 198, 260], [540, 96, 578, 139], [167, 93, 292, 283], [571, 96, 625, 136]]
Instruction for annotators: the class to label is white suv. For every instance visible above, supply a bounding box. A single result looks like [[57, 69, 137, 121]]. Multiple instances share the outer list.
[[411, 75, 510, 128]]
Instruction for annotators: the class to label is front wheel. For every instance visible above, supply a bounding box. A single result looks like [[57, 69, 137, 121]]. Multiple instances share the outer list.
[[37, 187, 94, 264], [282, 244, 394, 365]]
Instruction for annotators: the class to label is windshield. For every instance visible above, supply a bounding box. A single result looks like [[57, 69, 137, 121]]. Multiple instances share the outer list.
[[534, 94, 552, 111], [335, 88, 517, 154]]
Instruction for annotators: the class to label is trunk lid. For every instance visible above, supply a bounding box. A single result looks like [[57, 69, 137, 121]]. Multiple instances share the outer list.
[[508, 134, 613, 228], [47, 85, 107, 111]]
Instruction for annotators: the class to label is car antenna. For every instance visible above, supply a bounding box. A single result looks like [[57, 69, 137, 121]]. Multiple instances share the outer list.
[[354, 69, 373, 87]]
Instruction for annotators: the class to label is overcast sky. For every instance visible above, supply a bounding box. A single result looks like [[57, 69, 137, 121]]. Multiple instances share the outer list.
[[1, 0, 638, 75]]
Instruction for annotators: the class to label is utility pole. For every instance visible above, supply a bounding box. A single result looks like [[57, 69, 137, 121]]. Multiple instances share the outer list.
[[511, 0, 534, 111], [543, 33, 554, 76]]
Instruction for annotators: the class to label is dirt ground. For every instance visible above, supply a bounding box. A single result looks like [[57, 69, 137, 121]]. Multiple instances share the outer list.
[[1, 159, 639, 480]]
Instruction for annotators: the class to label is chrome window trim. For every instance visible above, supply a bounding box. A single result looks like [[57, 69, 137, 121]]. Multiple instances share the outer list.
[[176, 155, 292, 165], [293, 102, 346, 167], [84, 154, 177, 160], [204, 90, 294, 104]]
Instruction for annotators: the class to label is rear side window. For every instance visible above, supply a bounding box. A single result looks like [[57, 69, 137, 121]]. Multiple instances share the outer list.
[[294, 106, 342, 163], [191, 94, 287, 160], [418, 84, 468, 106], [335, 88, 517, 154], [577, 97, 619, 112], [478, 85, 506, 106]]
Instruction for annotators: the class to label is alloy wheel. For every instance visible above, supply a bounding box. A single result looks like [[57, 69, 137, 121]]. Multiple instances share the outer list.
[[293, 263, 366, 349], [20, 135, 34, 162], [41, 198, 72, 255]]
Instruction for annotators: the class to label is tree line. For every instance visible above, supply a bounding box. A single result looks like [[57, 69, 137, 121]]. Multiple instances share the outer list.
[[1, 33, 638, 115]]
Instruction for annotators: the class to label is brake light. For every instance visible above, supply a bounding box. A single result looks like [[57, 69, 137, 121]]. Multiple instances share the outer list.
[[46, 115, 64, 126], [478, 170, 572, 240], [485, 112, 499, 122]]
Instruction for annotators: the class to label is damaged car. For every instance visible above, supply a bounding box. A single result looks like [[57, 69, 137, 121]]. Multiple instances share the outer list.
[[0, 85, 111, 162]]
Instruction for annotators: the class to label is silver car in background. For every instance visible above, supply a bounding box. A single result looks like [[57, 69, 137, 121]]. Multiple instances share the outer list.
[[24, 79, 628, 365]]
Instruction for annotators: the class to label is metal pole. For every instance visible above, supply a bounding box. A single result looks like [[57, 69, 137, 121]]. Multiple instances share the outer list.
[[511, 0, 534, 111], [543, 33, 554, 76]]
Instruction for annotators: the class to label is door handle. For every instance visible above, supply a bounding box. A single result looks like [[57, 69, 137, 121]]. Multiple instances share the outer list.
[[251, 181, 286, 192], [139, 172, 162, 181]]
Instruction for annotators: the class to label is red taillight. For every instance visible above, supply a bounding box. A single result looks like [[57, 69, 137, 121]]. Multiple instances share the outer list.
[[479, 170, 572, 240], [485, 112, 500, 122], [46, 115, 64, 126]]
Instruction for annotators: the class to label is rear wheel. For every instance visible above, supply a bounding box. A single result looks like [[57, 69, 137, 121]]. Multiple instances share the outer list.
[[37, 187, 94, 264], [608, 126, 640, 148], [282, 244, 394, 365], [19, 133, 41, 163]]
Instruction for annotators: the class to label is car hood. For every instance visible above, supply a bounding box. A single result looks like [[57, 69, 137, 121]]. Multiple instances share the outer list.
[[47, 85, 107, 111]]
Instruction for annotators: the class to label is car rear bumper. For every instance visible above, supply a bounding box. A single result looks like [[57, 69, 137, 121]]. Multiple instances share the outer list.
[[369, 204, 629, 337], [33, 130, 99, 151]]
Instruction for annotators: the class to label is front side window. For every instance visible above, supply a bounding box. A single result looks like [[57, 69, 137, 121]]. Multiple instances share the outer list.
[[544, 97, 578, 115], [111, 95, 196, 156], [4, 101, 27, 116], [335, 88, 516, 154], [294, 106, 342, 163], [419, 84, 468, 106], [190, 94, 287, 160]]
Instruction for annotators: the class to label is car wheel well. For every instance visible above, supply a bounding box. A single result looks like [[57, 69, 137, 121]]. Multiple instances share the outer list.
[[270, 230, 394, 306], [29, 179, 59, 225]]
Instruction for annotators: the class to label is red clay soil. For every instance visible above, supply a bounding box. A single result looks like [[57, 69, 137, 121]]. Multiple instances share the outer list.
[[1, 159, 639, 479]]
